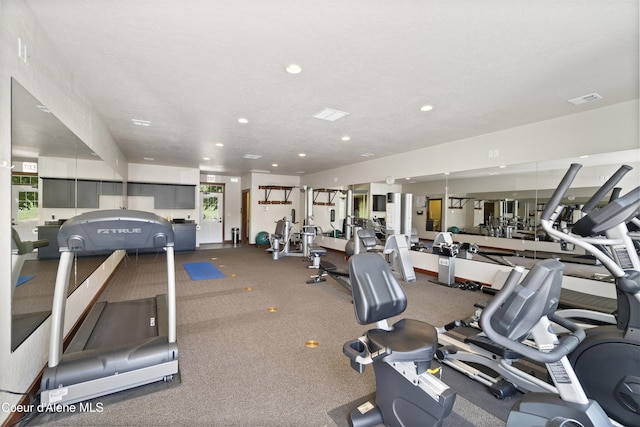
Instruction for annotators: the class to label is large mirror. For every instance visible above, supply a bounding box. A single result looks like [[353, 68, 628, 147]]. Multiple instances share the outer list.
[[401, 151, 639, 274], [309, 150, 638, 265], [418, 152, 639, 239], [10, 78, 123, 351]]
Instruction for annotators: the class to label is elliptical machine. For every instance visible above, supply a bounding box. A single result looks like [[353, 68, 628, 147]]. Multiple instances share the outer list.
[[541, 163, 640, 426], [481, 259, 612, 426], [436, 163, 639, 425]]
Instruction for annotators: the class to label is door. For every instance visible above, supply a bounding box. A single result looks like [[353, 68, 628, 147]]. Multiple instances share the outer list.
[[200, 192, 223, 244], [242, 190, 249, 243], [427, 199, 442, 231]]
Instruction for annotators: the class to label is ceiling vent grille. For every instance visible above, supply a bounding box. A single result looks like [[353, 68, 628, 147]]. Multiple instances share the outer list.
[[243, 154, 262, 159], [313, 108, 349, 121], [567, 93, 603, 106], [132, 119, 151, 126]]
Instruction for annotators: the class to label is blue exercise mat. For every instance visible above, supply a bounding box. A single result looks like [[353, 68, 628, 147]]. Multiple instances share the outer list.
[[183, 262, 225, 280], [17, 275, 35, 287]]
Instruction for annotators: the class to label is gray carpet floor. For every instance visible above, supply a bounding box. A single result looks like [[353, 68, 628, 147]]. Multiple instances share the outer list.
[[26, 245, 513, 426]]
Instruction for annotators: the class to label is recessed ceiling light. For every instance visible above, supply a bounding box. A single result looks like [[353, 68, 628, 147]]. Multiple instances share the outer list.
[[579, 155, 590, 159], [420, 105, 434, 112], [203, 157, 210, 161], [132, 119, 151, 126], [499, 165, 507, 169], [299, 153, 306, 157], [243, 154, 262, 159], [341, 136, 351, 141], [215, 143, 224, 147], [143, 157, 154, 161], [285, 64, 302, 74], [360, 153, 374, 157], [272, 163, 278, 167], [237, 117, 249, 124]]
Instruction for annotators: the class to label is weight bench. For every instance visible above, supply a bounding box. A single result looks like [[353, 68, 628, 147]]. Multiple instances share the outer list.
[[308, 246, 327, 269], [306, 259, 351, 291]]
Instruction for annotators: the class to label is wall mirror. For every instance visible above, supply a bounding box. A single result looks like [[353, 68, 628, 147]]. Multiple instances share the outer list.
[[10, 78, 122, 351], [403, 150, 639, 256]]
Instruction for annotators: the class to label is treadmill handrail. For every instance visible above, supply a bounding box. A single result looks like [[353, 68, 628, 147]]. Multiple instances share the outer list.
[[48, 209, 178, 368], [58, 209, 174, 252]]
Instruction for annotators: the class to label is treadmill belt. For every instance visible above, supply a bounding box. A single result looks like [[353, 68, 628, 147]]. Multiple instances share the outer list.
[[85, 298, 158, 350]]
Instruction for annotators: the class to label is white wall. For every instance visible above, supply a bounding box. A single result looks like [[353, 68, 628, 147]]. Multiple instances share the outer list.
[[302, 100, 639, 190], [243, 173, 301, 244], [0, 2, 128, 423]]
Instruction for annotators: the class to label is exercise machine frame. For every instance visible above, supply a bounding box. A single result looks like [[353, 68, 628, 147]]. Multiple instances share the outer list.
[[40, 209, 179, 406]]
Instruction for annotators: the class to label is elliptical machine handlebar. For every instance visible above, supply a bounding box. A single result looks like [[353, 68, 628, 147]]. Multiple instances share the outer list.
[[573, 186, 640, 236], [481, 266, 585, 364], [581, 164, 633, 214], [541, 164, 640, 277], [541, 163, 582, 222]]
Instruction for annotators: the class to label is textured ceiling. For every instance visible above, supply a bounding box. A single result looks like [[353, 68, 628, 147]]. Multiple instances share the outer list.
[[22, 0, 639, 177]]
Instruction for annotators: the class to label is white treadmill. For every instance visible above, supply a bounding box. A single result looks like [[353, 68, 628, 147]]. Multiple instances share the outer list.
[[40, 209, 178, 406]]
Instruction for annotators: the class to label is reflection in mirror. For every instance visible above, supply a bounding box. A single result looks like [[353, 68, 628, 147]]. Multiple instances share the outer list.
[[405, 152, 638, 239], [10, 79, 122, 351], [402, 151, 639, 275]]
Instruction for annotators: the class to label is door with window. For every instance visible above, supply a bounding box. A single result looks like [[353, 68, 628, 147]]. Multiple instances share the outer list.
[[200, 186, 224, 244]]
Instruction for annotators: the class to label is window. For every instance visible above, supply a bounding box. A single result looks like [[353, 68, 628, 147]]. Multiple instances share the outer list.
[[17, 191, 39, 220], [200, 184, 223, 193], [12, 174, 39, 221]]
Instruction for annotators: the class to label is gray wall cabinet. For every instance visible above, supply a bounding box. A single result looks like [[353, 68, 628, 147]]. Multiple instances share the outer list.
[[41, 178, 195, 209]]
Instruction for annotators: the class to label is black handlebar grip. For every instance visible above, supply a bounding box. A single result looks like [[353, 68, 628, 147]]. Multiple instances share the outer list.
[[541, 163, 583, 221], [609, 187, 622, 202], [561, 206, 575, 223], [581, 164, 633, 214]]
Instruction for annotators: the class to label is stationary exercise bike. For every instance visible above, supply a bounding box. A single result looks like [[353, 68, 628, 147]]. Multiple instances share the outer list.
[[342, 252, 456, 427]]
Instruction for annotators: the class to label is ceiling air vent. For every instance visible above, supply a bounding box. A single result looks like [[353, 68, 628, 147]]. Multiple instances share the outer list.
[[313, 108, 349, 122], [243, 154, 262, 159], [567, 93, 603, 106], [132, 119, 151, 126]]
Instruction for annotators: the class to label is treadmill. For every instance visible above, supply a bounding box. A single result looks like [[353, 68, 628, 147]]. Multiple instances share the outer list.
[[40, 209, 178, 406]]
